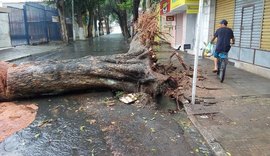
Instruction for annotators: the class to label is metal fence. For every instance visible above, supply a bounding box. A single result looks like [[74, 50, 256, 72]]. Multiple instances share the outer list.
[[8, 2, 62, 46], [8, 7, 28, 46], [45, 6, 61, 41]]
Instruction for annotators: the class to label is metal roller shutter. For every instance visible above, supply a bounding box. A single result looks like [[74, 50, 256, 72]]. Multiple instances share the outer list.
[[234, 0, 264, 48], [215, 0, 235, 31], [261, 0, 270, 50]]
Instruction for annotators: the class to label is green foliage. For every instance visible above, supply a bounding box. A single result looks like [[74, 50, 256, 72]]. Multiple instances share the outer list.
[[117, 0, 133, 10], [82, 15, 88, 25]]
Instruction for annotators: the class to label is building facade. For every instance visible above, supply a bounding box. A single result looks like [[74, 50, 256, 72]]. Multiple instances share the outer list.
[[195, 0, 270, 78], [160, 0, 199, 51], [0, 7, 11, 48]]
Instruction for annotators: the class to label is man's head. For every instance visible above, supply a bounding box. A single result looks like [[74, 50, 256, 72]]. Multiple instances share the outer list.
[[219, 19, 228, 27]]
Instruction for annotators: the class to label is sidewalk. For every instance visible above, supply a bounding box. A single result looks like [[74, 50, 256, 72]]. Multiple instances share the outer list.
[[0, 42, 66, 62], [157, 45, 270, 156]]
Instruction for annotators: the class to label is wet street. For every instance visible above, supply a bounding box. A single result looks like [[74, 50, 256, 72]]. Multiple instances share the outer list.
[[0, 34, 212, 156]]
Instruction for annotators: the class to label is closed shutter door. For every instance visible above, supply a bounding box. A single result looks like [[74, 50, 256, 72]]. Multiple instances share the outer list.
[[215, 0, 235, 31], [234, 0, 263, 48], [240, 6, 254, 48], [261, 0, 270, 50]]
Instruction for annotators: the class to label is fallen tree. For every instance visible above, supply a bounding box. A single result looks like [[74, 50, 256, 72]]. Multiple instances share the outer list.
[[0, 13, 192, 108]]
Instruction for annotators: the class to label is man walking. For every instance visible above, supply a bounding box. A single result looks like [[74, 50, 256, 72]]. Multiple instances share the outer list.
[[210, 19, 235, 72]]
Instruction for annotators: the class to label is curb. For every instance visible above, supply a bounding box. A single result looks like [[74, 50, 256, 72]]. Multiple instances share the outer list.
[[0, 47, 13, 51], [1, 45, 66, 62], [4, 54, 32, 62], [184, 104, 228, 156]]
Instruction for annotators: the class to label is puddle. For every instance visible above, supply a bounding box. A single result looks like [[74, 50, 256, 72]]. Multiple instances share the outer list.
[[156, 95, 179, 111]]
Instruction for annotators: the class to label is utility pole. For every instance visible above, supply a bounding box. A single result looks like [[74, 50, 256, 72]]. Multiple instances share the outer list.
[[191, 0, 203, 104], [72, 0, 76, 41]]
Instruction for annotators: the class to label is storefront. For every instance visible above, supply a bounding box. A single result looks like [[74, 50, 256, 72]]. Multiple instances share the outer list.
[[227, 0, 270, 77], [195, 0, 270, 77], [160, 0, 199, 51]]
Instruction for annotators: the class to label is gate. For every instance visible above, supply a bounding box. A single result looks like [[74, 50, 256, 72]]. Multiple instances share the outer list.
[[45, 6, 61, 41], [8, 2, 62, 46], [24, 3, 48, 44], [8, 7, 28, 46]]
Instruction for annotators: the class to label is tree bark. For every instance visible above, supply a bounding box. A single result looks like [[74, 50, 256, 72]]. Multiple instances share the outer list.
[[133, 0, 141, 22], [77, 11, 83, 27], [99, 21, 104, 36], [93, 12, 98, 37], [105, 16, 110, 35], [87, 11, 94, 38], [56, 0, 69, 42], [0, 35, 168, 101], [118, 12, 131, 38]]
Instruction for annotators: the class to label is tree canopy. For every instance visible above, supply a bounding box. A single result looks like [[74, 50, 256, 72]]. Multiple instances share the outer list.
[[45, 0, 161, 39]]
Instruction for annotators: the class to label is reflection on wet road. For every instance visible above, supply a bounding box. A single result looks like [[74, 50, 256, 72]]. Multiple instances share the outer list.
[[1, 34, 212, 156], [13, 34, 129, 63]]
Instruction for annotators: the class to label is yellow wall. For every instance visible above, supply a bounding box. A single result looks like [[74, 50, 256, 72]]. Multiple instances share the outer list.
[[215, 0, 235, 30], [261, 0, 270, 50], [170, 0, 199, 13], [170, 0, 186, 10]]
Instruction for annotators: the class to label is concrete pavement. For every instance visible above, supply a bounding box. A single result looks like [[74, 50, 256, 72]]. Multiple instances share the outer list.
[[0, 42, 66, 62], [157, 45, 270, 156]]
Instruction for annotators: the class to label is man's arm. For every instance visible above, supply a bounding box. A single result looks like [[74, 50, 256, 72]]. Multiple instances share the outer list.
[[231, 30, 235, 44], [211, 29, 218, 44], [210, 36, 216, 44], [231, 37, 235, 44]]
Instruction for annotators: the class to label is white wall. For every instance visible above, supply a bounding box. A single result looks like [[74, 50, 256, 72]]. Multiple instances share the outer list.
[[0, 13, 11, 48], [175, 13, 184, 49], [193, 0, 213, 55], [185, 14, 197, 51], [2, 3, 24, 9]]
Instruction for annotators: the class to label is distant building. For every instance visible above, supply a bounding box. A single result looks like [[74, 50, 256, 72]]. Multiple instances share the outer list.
[[159, 0, 199, 52], [0, 7, 12, 48]]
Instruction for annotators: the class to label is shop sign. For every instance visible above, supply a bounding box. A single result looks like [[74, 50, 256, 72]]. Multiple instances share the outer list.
[[160, 0, 170, 15], [166, 16, 174, 21], [187, 5, 199, 14], [52, 16, 59, 22]]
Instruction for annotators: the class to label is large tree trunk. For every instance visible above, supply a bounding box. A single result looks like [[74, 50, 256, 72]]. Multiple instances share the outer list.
[[98, 21, 104, 36], [118, 13, 131, 38], [93, 12, 98, 37], [87, 12, 94, 38], [77, 11, 86, 40], [105, 16, 110, 35], [0, 35, 168, 101], [56, 0, 69, 42], [77, 13, 83, 27], [133, 0, 141, 22], [113, 8, 131, 39]]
